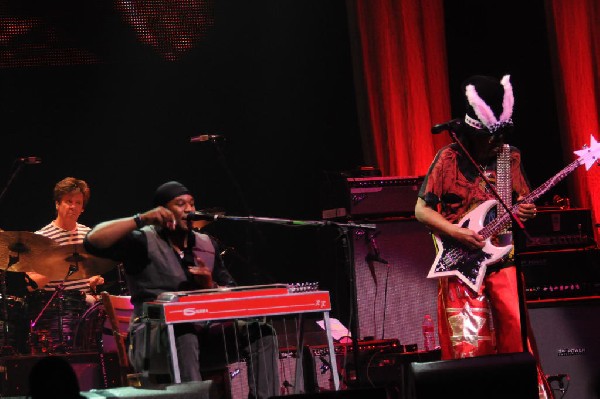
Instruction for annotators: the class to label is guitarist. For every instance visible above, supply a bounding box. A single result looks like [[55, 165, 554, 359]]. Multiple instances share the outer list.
[[415, 75, 551, 398]]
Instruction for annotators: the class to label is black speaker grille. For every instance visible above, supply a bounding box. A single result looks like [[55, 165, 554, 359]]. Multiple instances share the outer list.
[[528, 298, 600, 399]]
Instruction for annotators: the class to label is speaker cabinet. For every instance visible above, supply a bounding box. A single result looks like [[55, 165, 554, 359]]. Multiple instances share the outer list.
[[351, 218, 437, 346], [408, 352, 539, 399], [528, 298, 600, 399], [226, 355, 304, 399]]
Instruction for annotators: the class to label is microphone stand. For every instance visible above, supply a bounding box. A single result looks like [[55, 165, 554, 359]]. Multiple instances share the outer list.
[[448, 128, 530, 353], [202, 137, 263, 283], [364, 231, 389, 339], [0, 158, 26, 207], [190, 212, 376, 387], [192, 214, 376, 230]]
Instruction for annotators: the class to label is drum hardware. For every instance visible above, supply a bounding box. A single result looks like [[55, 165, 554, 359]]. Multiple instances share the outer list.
[[30, 260, 84, 353], [26, 289, 87, 354], [0, 232, 54, 356], [30, 288, 69, 353], [116, 263, 129, 295], [72, 300, 111, 352], [1, 267, 17, 356]]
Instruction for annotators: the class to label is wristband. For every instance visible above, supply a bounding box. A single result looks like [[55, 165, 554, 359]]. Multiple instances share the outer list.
[[133, 213, 145, 229]]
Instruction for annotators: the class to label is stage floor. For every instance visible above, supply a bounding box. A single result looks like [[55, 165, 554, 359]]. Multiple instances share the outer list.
[[4, 381, 217, 399]]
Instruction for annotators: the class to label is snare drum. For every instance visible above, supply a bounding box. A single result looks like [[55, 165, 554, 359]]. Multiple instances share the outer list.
[[25, 290, 88, 353]]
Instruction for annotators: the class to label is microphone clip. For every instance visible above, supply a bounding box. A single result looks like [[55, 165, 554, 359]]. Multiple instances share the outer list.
[[185, 211, 218, 221], [190, 134, 225, 143], [18, 156, 42, 165], [431, 118, 462, 135], [365, 231, 388, 265]]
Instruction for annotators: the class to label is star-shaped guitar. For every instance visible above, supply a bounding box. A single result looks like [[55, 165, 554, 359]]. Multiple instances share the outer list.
[[427, 135, 600, 293]]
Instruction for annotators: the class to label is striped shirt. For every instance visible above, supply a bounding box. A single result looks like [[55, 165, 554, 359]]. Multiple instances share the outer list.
[[36, 222, 92, 292]]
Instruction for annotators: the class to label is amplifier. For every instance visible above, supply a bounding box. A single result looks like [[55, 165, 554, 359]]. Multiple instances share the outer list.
[[321, 176, 424, 219], [521, 248, 600, 300], [306, 338, 402, 357], [278, 339, 402, 393], [516, 208, 595, 251]]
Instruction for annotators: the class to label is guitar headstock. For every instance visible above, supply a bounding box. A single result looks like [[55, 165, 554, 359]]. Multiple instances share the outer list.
[[574, 134, 600, 170]]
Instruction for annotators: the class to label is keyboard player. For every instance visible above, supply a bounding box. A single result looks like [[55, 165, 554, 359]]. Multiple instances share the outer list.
[[84, 181, 280, 398]]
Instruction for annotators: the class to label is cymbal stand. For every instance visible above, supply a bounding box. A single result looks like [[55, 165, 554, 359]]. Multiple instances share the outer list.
[[0, 254, 20, 355], [30, 263, 79, 353]]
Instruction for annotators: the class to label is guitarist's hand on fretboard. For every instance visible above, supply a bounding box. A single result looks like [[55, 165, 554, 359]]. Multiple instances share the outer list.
[[515, 197, 537, 222], [426, 134, 599, 293], [416, 198, 486, 251]]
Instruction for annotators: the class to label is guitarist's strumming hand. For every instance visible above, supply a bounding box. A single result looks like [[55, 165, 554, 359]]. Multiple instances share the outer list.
[[452, 225, 485, 250], [415, 198, 485, 251]]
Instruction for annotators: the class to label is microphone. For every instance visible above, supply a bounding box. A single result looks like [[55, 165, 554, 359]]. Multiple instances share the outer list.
[[190, 134, 225, 143], [431, 118, 461, 134], [365, 231, 388, 264], [18, 156, 42, 165], [185, 211, 219, 221]]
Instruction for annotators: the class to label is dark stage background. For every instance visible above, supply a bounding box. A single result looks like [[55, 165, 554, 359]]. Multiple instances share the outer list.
[[0, 1, 567, 329]]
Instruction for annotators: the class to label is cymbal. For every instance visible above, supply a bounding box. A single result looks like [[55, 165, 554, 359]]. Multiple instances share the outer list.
[[0, 231, 55, 273], [34, 244, 119, 280]]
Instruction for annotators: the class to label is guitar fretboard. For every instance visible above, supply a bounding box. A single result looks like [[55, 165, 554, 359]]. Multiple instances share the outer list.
[[478, 157, 582, 240]]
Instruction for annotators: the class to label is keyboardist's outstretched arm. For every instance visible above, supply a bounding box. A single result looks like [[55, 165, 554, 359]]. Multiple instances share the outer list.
[[86, 206, 177, 249]]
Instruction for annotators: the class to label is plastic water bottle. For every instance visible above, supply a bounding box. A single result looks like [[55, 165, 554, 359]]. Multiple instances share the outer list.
[[422, 314, 435, 351]]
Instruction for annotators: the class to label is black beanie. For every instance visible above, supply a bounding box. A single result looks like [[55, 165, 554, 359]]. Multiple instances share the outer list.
[[153, 181, 191, 207]]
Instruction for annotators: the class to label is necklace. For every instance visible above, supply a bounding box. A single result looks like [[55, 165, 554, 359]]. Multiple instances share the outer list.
[[168, 235, 188, 259], [477, 162, 496, 185]]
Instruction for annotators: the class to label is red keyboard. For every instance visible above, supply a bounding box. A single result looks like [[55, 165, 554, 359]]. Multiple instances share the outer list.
[[145, 284, 331, 324]]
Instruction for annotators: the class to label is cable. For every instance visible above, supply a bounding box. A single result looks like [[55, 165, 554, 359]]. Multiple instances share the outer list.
[[381, 264, 390, 339], [547, 374, 570, 399]]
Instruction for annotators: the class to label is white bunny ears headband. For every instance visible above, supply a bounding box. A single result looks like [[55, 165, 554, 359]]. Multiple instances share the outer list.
[[464, 75, 514, 134]]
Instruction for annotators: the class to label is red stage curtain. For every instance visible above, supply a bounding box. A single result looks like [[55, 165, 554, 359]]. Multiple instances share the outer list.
[[346, 0, 451, 177], [348, 0, 599, 234], [546, 0, 600, 238]]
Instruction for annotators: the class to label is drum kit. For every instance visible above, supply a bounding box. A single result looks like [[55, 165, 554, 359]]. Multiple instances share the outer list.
[[0, 230, 120, 356]]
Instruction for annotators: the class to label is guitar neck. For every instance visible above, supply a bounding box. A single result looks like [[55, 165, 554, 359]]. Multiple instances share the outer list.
[[479, 158, 582, 239]]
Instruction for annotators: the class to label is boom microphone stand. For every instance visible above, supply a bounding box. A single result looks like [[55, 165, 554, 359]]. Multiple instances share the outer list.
[[0, 157, 42, 207], [185, 211, 377, 387], [190, 135, 265, 284]]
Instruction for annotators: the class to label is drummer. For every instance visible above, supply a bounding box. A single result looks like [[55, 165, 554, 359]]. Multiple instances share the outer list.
[[28, 177, 104, 304]]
